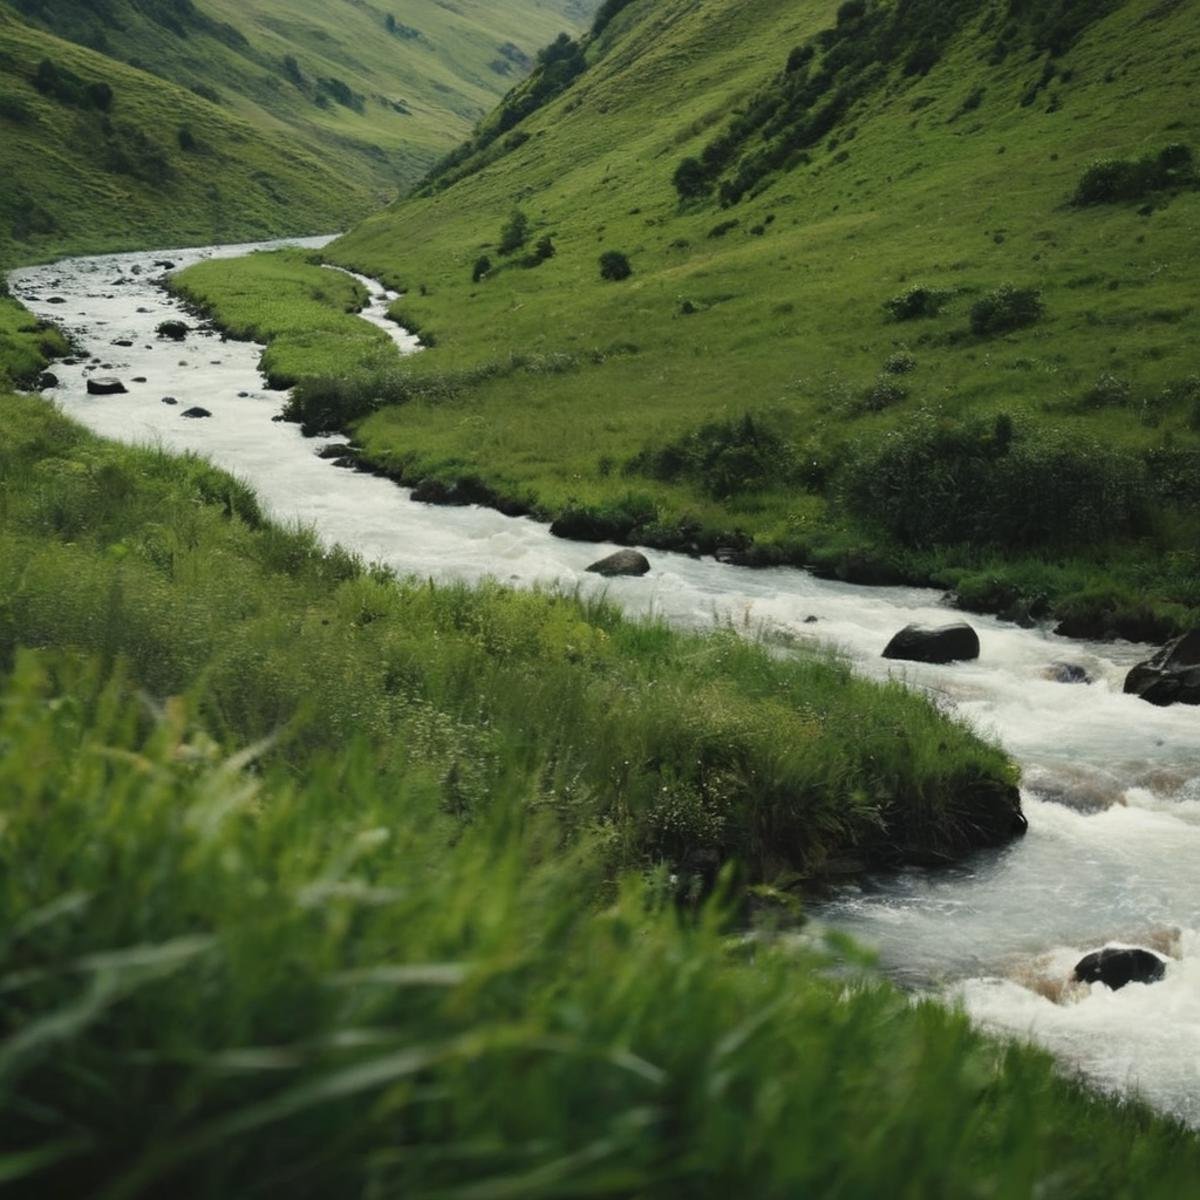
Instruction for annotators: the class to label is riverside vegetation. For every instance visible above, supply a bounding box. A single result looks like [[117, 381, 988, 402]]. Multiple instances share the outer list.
[[171, 0, 1199, 643], [4, 382, 1200, 1196]]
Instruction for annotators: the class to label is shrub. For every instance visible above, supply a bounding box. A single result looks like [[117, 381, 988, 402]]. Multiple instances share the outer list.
[[860, 377, 909, 412], [708, 219, 740, 238], [840, 410, 1149, 550], [599, 250, 633, 281], [533, 235, 555, 262], [630, 412, 797, 499], [472, 255, 492, 283], [498, 209, 530, 255], [884, 351, 917, 375], [177, 124, 197, 151], [969, 284, 1045, 336], [1076, 373, 1132, 410], [1072, 144, 1194, 205], [885, 285, 948, 321], [837, 0, 867, 24], [673, 155, 711, 200], [591, 0, 638, 36]]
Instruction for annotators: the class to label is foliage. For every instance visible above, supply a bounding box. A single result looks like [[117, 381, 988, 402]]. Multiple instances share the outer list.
[[969, 284, 1045, 336], [885, 285, 949, 321], [1072, 143, 1194, 206], [841, 410, 1149, 550], [498, 208, 531, 255], [472, 254, 492, 282], [599, 249, 633, 280]]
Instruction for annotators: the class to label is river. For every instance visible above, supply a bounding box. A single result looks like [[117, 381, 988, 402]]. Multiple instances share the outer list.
[[8, 238, 1199, 1127]]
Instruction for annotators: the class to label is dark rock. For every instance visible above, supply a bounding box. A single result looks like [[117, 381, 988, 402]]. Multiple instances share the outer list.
[[86, 376, 127, 396], [132, 377, 147, 384], [1046, 662, 1092, 685], [161, 397, 178, 406], [412, 478, 469, 506], [180, 406, 211, 419], [156, 320, 189, 341], [238, 391, 250, 398], [1124, 630, 1200, 707], [804, 615, 819, 624], [317, 443, 355, 460], [36, 372, 59, 390], [136, 307, 152, 314], [331, 458, 358, 469], [586, 549, 651, 577], [112, 339, 134, 347], [1074, 947, 1166, 990], [883, 622, 980, 665], [154, 260, 176, 270], [46, 297, 66, 304], [61, 358, 79, 366], [130, 264, 142, 275], [550, 508, 628, 542]]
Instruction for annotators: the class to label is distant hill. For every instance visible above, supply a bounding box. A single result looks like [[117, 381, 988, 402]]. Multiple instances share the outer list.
[[0, 0, 594, 262]]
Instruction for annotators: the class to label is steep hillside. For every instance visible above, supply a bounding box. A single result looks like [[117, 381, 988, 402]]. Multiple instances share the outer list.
[[0, 0, 593, 262], [314, 0, 1200, 638]]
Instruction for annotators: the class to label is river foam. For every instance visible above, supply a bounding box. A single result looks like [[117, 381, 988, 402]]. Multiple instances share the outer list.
[[9, 238, 1199, 1126]]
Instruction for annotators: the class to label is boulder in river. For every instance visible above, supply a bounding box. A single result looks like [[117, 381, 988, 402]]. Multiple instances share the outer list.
[[587, 549, 651, 577], [154, 260, 176, 270], [181, 406, 211, 419], [412, 478, 469, 506], [132, 377, 147, 384], [161, 397, 178, 406], [46, 297, 66, 305], [156, 320, 189, 341], [1124, 630, 1200, 707], [37, 372, 59, 390], [1074, 947, 1166, 990], [317, 443, 355, 461], [882, 622, 980, 665], [86, 377, 127, 395], [1045, 662, 1092, 685], [112, 339, 134, 348]]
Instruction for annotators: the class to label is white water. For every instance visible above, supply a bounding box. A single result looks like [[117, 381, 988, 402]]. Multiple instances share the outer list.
[[9, 239, 1199, 1127]]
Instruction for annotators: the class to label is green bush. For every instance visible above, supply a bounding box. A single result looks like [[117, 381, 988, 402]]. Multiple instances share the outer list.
[[884, 351, 917, 374], [885, 285, 949, 321], [498, 208, 530, 255], [969, 284, 1045, 336], [860, 377, 908, 412], [841, 410, 1149, 550], [1071, 143, 1194, 205], [599, 249, 633, 281], [471, 255, 492, 283], [630, 412, 797, 499], [674, 155, 712, 199]]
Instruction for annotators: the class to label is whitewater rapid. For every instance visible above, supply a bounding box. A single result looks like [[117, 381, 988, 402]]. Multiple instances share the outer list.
[[9, 238, 1199, 1127]]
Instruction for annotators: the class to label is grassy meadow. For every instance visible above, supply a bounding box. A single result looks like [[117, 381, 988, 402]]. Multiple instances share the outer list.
[[2, 385, 1199, 1196], [256, 0, 1200, 641]]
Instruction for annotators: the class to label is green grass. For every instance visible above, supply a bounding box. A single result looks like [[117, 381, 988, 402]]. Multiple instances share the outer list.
[[0, 287, 69, 386], [0, 1, 593, 264], [2, 388, 1198, 1197], [238, 0, 1200, 639], [171, 249, 397, 388]]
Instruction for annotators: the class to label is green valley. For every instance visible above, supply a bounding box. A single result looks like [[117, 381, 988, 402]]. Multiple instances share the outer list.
[[242, 0, 1200, 640], [0, 0, 594, 262]]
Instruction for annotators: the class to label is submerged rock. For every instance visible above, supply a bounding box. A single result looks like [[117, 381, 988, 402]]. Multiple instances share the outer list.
[[86, 377, 127, 395], [587, 549, 651, 578], [1074, 947, 1166, 990], [181, 406, 211, 419], [157, 320, 190, 341], [1046, 662, 1092, 685], [883, 622, 980, 665], [1124, 630, 1200, 707], [37, 372, 59, 390]]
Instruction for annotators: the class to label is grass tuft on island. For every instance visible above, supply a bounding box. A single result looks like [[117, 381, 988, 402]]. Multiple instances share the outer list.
[[2, 386, 1199, 1197]]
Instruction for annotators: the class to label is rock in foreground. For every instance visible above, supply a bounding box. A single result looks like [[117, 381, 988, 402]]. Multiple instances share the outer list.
[[86, 377, 127, 395], [1074, 947, 1166, 990], [1124, 630, 1200, 707], [156, 320, 190, 341], [181, 406, 211, 419], [586, 549, 651, 577], [883, 622, 980, 664]]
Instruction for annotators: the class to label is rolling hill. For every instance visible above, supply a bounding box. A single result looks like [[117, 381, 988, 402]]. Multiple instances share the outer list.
[[299, 0, 1200, 638], [0, 0, 594, 262]]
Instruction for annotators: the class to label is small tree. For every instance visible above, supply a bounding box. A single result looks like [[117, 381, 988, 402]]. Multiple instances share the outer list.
[[599, 250, 632, 281], [498, 209, 530, 255], [970, 284, 1045, 336], [472, 255, 492, 283], [673, 156, 710, 200], [534, 236, 555, 261]]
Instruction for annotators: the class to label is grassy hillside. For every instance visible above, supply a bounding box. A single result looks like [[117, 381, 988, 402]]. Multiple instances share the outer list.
[[2, 386, 1198, 1196], [297, 0, 1200, 640], [0, 0, 593, 263]]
